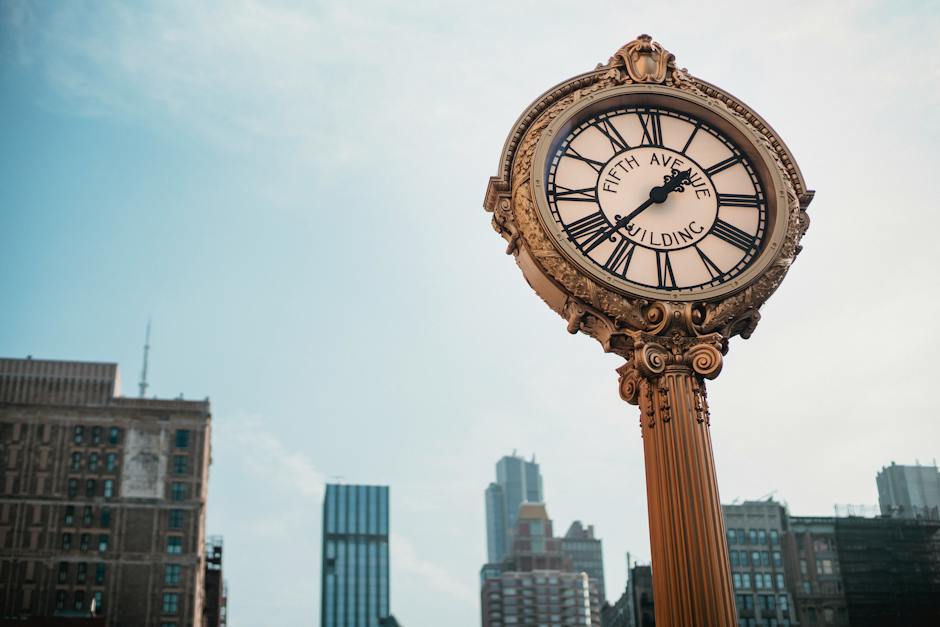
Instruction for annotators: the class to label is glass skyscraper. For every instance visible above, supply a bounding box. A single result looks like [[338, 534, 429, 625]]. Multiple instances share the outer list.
[[485, 453, 544, 563], [321, 484, 390, 627]]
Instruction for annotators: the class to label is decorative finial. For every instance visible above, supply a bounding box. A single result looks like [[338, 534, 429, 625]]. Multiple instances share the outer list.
[[607, 34, 677, 84]]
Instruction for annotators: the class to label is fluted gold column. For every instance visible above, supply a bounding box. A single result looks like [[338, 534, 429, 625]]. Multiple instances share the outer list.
[[619, 333, 737, 627]]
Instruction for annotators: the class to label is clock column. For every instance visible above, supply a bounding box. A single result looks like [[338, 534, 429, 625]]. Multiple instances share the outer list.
[[617, 303, 738, 627]]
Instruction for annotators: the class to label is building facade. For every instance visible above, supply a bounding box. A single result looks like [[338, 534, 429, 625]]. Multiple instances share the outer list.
[[0, 357, 212, 626], [202, 537, 225, 627], [876, 461, 940, 520], [480, 503, 601, 627], [320, 484, 389, 627], [484, 454, 543, 563], [561, 521, 606, 603], [784, 517, 848, 626], [622, 498, 940, 627], [722, 501, 796, 626]]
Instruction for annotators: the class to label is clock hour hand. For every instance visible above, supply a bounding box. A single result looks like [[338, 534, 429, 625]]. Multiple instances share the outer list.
[[583, 168, 693, 254], [620, 167, 693, 227]]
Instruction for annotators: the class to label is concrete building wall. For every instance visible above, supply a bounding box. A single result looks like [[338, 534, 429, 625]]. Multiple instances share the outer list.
[[877, 462, 940, 520], [722, 501, 796, 626]]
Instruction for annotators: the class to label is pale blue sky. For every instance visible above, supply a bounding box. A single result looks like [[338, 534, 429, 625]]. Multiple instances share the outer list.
[[2, 1, 939, 625]]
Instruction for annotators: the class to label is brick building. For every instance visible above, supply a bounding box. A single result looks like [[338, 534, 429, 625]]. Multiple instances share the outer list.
[[480, 503, 601, 627], [0, 357, 212, 626]]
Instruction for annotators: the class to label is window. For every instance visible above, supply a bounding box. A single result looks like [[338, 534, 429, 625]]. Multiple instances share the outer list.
[[88, 453, 99, 472], [764, 573, 773, 589], [93, 591, 103, 613], [167, 536, 183, 554], [73, 426, 84, 444], [731, 551, 739, 567], [106, 453, 118, 472], [77, 562, 87, 583], [84, 479, 96, 497], [171, 483, 187, 501], [800, 559, 808, 575], [755, 573, 763, 589], [67, 479, 78, 497], [807, 607, 817, 623], [773, 573, 783, 590], [742, 573, 751, 589], [108, 426, 120, 445], [773, 551, 782, 567], [162, 592, 179, 615], [820, 559, 833, 575], [95, 562, 106, 584], [101, 508, 111, 527], [733, 573, 742, 589], [64, 506, 75, 526], [83, 506, 93, 526], [738, 529, 745, 544], [91, 426, 102, 444], [56, 590, 66, 610], [73, 590, 85, 610], [98, 534, 109, 552], [168, 509, 183, 529], [749, 529, 758, 544], [803, 581, 812, 594], [779, 595, 789, 610], [761, 551, 770, 567], [770, 529, 779, 545], [165, 564, 182, 584], [61, 533, 72, 550], [80, 534, 90, 552], [57, 562, 69, 583], [175, 429, 190, 449], [173, 455, 187, 475], [728, 529, 738, 544], [752, 551, 760, 566], [104, 480, 114, 499], [71, 452, 82, 471], [758, 529, 767, 545]]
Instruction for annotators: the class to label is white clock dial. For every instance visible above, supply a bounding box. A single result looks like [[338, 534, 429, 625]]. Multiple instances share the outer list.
[[545, 106, 767, 293]]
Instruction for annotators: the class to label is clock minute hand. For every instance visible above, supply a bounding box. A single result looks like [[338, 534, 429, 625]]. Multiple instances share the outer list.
[[583, 168, 693, 254], [618, 167, 693, 228], [583, 197, 654, 254]]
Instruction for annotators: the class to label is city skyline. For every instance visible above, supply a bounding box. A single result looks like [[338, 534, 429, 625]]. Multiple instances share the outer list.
[[3, 1, 940, 626]]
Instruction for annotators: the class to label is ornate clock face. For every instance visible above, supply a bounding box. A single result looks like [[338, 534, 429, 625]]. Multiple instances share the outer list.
[[543, 104, 768, 296]]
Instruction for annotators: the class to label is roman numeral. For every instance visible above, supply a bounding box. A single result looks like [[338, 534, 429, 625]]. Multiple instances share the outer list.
[[563, 146, 605, 173], [594, 119, 629, 153], [550, 185, 598, 202], [695, 245, 723, 279], [717, 193, 760, 208], [565, 211, 611, 251], [680, 122, 700, 154], [711, 219, 756, 251], [704, 155, 741, 177], [562, 146, 604, 173], [638, 111, 664, 147], [656, 251, 677, 289], [603, 238, 635, 276]]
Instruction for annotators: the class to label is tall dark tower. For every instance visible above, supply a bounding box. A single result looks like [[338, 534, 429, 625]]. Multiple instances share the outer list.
[[321, 484, 390, 627]]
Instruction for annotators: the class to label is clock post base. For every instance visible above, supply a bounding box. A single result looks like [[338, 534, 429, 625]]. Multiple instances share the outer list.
[[625, 363, 737, 627]]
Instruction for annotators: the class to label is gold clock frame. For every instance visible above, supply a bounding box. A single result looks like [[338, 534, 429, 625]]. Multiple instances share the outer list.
[[485, 35, 813, 352], [530, 84, 788, 303]]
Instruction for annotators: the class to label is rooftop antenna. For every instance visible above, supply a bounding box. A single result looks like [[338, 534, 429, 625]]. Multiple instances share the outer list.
[[138, 318, 151, 398]]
